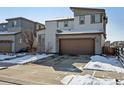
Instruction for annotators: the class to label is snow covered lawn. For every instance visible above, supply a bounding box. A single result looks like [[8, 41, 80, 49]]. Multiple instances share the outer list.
[[117, 80, 124, 85], [0, 54, 53, 64], [0, 53, 26, 61], [84, 55, 124, 73], [0, 67, 7, 70], [61, 74, 116, 85], [0, 55, 16, 61]]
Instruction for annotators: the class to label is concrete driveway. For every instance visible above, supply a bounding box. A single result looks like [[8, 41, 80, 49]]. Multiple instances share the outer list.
[[35, 55, 90, 72], [0, 55, 124, 85], [0, 55, 90, 84]]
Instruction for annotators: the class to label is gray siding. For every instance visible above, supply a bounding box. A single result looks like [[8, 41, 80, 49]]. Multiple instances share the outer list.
[[7, 18, 35, 32], [7, 18, 36, 51], [7, 19, 22, 32], [0, 17, 41, 53], [21, 19, 35, 31], [15, 33, 27, 52], [0, 23, 8, 31]]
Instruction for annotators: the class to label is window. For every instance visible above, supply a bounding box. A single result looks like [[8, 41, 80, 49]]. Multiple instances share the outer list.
[[25, 38, 29, 43], [3, 25, 6, 28], [57, 22, 59, 28], [19, 39, 22, 44], [12, 21, 17, 27], [39, 25, 41, 29], [79, 15, 85, 24], [91, 14, 102, 24], [64, 21, 68, 27]]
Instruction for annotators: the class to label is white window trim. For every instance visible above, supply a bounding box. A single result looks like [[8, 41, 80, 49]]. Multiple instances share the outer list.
[[19, 38, 22, 44], [91, 14, 102, 24], [64, 21, 68, 27], [79, 15, 85, 24]]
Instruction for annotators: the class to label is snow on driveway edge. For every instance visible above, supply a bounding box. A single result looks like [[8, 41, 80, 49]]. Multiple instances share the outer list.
[[0, 54, 54, 65], [83, 55, 124, 73], [61, 74, 116, 85]]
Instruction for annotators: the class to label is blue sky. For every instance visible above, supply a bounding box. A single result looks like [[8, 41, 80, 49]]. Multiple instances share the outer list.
[[0, 7, 123, 42]]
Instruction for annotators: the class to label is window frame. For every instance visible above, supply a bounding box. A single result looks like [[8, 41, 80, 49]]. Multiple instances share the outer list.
[[64, 21, 68, 27], [12, 20, 17, 27], [91, 13, 102, 24], [57, 21, 59, 28], [2, 25, 6, 28], [19, 38, 22, 44], [79, 15, 85, 24]]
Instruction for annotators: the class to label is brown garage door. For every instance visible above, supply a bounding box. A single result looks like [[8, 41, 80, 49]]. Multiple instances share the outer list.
[[59, 38, 94, 55], [0, 41, 12, 53]]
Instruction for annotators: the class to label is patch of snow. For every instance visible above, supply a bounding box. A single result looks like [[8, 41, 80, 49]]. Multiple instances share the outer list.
[[0, 31, 20, 35], [0, 54, 53, 64], [0, 55, 16, 61], [16, 53, 26, 57], [91, 55, 122, 67], [0, 53, 26, 61], [84, 55, 124, 73], [117, 80, 124, 85], [61, 74, 116, 85], [0, 67, 7, 70]]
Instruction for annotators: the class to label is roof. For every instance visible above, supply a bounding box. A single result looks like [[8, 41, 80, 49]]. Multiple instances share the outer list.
[[0, 22, 8, 25], [35, 22, 45, 26], [36, 28, 45, 32], [6, 17, 45, 26], [6, 17, 36, 23], [0, 31, 21, 35], [46, 17, 74, 22], [70, 7, 105, 12]]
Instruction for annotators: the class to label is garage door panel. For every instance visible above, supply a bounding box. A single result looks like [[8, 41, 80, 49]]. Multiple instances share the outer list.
[[0, 42, 12, 52], [59, 38, 94, 55]]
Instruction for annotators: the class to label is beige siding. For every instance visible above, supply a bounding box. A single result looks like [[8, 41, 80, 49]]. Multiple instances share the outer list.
[[57, 20, 74, 30], [101, 34, 105, 47], [45, 21, 57, 53], [74, 16, 104, 31], [34, 30, 45, 52]]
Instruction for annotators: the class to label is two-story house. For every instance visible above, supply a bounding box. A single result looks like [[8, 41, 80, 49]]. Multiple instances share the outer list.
[[0, 17, 45, 53], [45, 7, 108, 55]]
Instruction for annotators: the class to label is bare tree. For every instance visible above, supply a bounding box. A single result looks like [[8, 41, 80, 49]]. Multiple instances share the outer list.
[[23, 31, 35, 52]]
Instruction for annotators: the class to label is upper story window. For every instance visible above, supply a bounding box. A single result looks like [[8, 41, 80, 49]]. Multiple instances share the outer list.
[[19, 39, 22, 44], [91, 14, 102, 24], [64, 21, 68, 27], [36, 24, 41, 30], [79, 15, 85, 24], [12, 20, 17, 27], [57, 22, 59, 28], [2, 25, 6, 28]]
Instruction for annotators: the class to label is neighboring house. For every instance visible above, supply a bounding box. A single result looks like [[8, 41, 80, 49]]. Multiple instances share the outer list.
[[45, 7, 108, 55], [104, 41, 111, 47], [0, 17, 44, 53], [111, 41, 124, 48]]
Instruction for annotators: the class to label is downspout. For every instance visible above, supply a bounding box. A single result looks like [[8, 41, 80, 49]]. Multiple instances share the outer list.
[[13, 35, 16, 54]]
